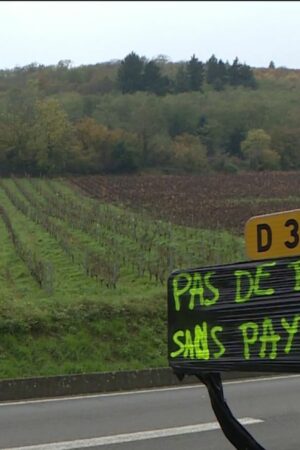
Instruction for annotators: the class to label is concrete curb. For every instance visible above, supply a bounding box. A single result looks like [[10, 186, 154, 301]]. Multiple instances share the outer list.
[[0, 368, 276, 402]]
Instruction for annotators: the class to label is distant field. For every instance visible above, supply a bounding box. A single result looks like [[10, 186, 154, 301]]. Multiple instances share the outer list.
[[70, 172, 300, 233], [0, 177, 243, 378]]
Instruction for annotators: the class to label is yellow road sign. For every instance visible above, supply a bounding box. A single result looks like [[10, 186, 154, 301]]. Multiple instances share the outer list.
[[245, 209, 300, 260]]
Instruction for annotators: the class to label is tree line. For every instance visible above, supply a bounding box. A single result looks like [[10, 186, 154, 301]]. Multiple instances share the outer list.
[[0, 53, 299, 175], [118, 52, 257, 95], [0, 53, 256, 97]]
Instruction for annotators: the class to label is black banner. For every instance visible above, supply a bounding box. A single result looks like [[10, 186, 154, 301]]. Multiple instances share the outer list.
[[168, 255, 300, 375]]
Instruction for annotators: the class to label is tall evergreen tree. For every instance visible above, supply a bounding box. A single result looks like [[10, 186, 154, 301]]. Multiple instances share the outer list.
[[186, 54, 204, 91], [117, 52, 145, 93], [142, 60, 169, 95], [216, 59, 228, 88], [228, 57, 241, 86], [206, 54, 219, 85], [228, 57, 257, 88], [174, 64, 189, 93], [238, 63, 257, 88], [269, 60, 275, 69], [225, 126, 246, 157], [206, 55, 228, 90]]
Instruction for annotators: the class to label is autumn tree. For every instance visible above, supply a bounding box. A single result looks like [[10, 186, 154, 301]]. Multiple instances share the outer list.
[[28, 98, 76, 174], [0, 80, 40, 173], [75, 117, 141, 173], [73, 117, 105, 172], [172, 133, 208, 172], [147, 133, 173, 167], [125, 93, 167, 165], [241, 129, 280, 170], [272, 127, 300, 169]]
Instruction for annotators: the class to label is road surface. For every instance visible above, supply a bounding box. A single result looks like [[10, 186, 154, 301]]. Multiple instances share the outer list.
[[1, 374, 300, 449]]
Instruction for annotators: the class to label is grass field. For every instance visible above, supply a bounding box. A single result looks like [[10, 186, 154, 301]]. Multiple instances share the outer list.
[[0, 176, 245, 379]]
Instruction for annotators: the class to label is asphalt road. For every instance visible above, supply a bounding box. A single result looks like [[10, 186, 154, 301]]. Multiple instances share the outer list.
[[1, 374, 300, 450]]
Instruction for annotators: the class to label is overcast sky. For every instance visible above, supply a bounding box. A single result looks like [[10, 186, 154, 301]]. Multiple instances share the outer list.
[[1, 1, 299, 69]]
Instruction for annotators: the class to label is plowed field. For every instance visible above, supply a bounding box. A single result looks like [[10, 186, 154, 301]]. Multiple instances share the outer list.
[[69, 172, 300, 233]]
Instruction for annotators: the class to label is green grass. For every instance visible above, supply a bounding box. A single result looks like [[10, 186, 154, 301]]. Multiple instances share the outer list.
[[0, 316, 167, 378], [227, 196, 300, 205], [0, 177, 245, 379]]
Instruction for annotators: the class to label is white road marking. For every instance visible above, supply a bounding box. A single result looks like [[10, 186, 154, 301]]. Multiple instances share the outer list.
[[0, 373, 299, 407], [5, 417, 263, 450]]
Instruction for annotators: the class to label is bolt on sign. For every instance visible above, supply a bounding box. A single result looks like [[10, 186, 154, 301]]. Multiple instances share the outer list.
[[245, 209, 300, 260], [168, 256, 300, 375]]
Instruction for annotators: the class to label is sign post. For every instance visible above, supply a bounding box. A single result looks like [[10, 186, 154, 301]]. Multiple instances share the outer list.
[[168, 209, 300, 450]]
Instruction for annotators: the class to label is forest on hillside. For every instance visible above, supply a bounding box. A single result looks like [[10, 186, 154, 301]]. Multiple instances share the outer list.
[[0, 52, 299, 175]]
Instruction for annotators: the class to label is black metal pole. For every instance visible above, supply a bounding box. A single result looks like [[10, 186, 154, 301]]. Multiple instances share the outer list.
[[196, 373, 266, 450]]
